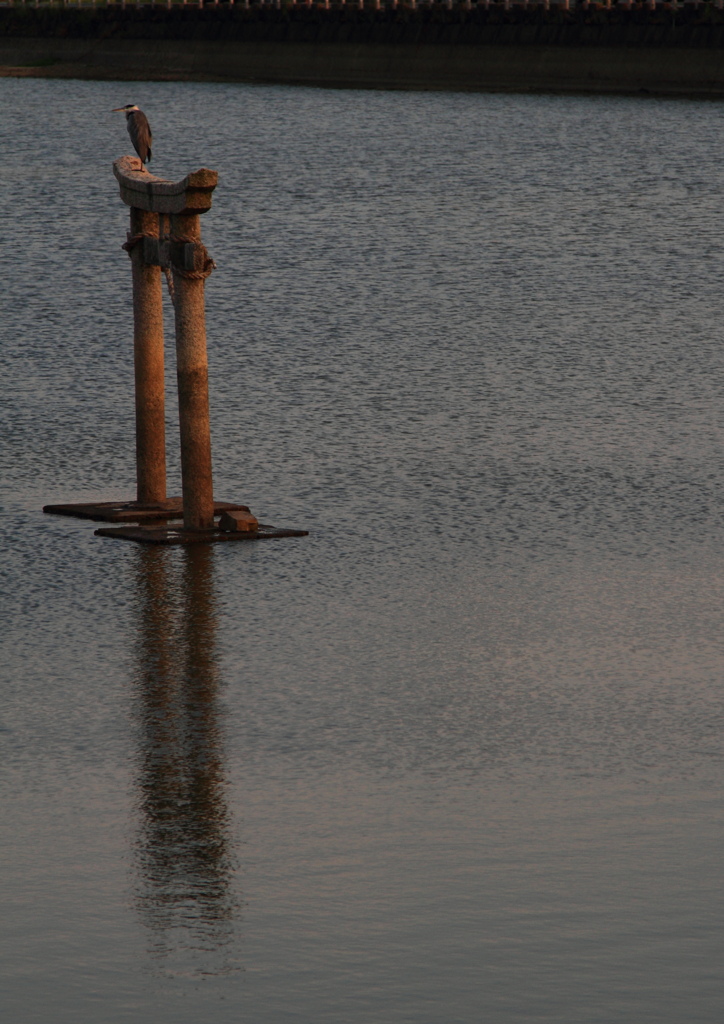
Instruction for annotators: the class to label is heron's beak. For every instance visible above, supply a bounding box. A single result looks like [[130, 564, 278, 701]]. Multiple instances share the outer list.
[[111, 108, 125, 113]]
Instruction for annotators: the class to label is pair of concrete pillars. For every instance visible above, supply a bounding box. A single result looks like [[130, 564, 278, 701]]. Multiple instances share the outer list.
[[116, 157, 217, 531], [44, 160, 306, 543]]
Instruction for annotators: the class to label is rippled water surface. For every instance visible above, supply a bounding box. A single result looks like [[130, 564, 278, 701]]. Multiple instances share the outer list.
[[3, 79, 724, 1022]]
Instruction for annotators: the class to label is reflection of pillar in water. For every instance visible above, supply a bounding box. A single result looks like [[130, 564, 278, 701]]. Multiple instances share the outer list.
[[131, 545, 238, 972]]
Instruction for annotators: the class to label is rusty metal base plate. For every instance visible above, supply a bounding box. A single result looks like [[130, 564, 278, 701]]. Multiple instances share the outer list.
[[43, 498, 250, 523], [94, 523, 309, 545]]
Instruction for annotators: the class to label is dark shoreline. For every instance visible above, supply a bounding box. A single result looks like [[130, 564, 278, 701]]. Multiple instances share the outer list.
[[4, 6, 724, 96]]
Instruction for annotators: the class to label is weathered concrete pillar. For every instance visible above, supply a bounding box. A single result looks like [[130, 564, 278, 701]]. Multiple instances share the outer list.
[[171, 213, 215, 531], [114, 157, 219, 532], [129, 206, 166, 505]]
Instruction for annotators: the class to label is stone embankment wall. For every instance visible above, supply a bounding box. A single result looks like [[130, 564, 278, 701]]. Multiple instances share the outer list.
[[3, 6, 724, 95]]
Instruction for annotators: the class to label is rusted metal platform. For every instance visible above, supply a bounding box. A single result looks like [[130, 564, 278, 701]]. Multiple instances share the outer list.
[[43, 498, 250, 523], [94, 523, 309, 545]]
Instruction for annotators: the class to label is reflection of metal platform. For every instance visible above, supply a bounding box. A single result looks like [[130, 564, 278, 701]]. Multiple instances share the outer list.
[[43, 498, 250, 523], [94, 523, 309, 545]]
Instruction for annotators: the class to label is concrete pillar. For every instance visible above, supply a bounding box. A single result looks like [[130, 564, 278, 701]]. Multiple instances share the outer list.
[[170, 213, 215, 531], [129, 207, 167, 505]]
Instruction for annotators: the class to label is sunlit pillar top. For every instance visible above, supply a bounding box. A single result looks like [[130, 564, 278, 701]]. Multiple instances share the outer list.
[[113, 156, 218, 215]]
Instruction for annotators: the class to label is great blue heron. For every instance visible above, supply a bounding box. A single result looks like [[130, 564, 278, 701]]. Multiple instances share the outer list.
[[112, 104, 152, 165]]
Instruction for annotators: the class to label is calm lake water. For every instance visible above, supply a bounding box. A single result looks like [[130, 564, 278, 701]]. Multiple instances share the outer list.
[[3, 77, 724, 1022]]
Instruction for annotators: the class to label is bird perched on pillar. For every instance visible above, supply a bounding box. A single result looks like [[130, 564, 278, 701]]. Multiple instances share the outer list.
[[112, 104, 152, 166]]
